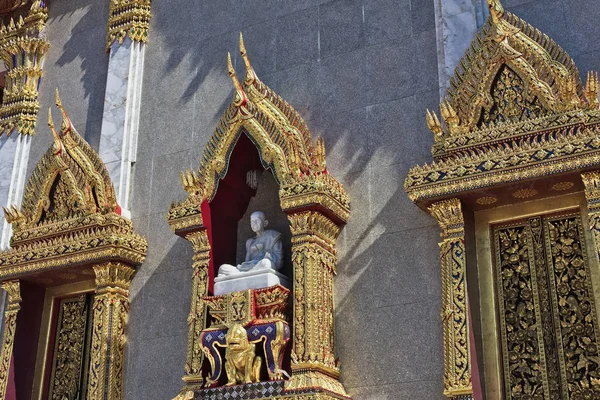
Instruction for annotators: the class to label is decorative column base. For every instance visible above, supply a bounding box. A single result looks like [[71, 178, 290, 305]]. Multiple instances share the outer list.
[[87, 263, 135, 400]]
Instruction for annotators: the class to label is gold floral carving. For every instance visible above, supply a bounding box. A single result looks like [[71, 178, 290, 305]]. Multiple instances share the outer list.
[[429, 199, 472, 398], [493, 213, 600, 399], [167, 35, 350, 398], [88, 262, 135, 400], [0, 92, 146, 400], [106, 0, 151, 50], [0, 0, 48, 136], [0, 280, 20, 399], [512, 188, 537, 199], [48, 295, 89, 400]]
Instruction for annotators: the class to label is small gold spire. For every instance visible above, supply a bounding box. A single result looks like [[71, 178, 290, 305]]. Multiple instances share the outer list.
[[48, 107, 64, 156], [239, 32, 256, 84], [227, 52, 247, 108], [487, 0, 504, 23], [55, 88, 73, 133]]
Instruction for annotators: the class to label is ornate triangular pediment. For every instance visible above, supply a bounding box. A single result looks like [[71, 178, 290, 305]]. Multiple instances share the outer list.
[[0, 90, 146, 280], [439, 0, 595, 137], [405, 0, 600, 207], [168, 34, 349, 233], [5, 90, 118, 231]]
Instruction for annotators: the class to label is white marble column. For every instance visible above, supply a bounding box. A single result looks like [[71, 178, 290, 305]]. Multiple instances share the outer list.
[[0, 134, 31, 250], [434, 0, 488, 99], [99, 38, 145, 219]]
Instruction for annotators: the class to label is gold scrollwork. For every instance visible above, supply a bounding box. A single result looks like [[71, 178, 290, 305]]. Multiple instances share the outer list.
[[48, 295, 90, 400]]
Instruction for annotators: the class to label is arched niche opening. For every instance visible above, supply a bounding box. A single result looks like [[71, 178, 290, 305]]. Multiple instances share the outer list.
[[205, 131, 292, 293], [168, 35, 351, 399]]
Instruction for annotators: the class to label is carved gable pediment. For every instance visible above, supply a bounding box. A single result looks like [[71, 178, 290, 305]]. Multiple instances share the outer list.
[[6, 91, 117, 231], [406, 0, 600, 208], [0, 90, 146, 280], [168, 34, 349, 233]]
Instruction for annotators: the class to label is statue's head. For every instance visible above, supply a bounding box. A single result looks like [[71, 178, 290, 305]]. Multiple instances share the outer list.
[[250, 211, 268, 233], [226, 323, 249, 351]]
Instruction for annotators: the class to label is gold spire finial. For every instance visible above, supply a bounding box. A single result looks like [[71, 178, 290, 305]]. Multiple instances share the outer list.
[[55, 87, 62, 109], [487, 0, 504, 23], [48, 107, 64, 156], [55, 88, 73, 133], [239, 32, 256, 84], [227, 52, 247, 108]]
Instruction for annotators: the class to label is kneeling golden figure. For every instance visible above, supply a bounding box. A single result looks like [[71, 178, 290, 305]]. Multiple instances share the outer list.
[[225, 324, 262, 385]]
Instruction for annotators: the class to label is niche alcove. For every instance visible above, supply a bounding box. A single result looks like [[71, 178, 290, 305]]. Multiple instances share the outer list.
[[168, 35, 351, 400]]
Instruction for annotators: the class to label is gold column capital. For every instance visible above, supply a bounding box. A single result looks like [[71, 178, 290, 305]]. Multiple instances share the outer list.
[[93, 262, 135, 294], [582, 170, 600, 207], [429, 198, 465, 238], [106, 0, 151, 50], [0, 280, 21, 311]]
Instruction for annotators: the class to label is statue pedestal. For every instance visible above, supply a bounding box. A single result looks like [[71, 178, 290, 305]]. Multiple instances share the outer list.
[[214, 269, 290, 295]]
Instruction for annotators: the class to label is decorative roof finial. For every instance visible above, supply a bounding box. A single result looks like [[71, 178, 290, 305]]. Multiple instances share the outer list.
[[227, 52, 247, 108], [487, 0, 504, 23], [55, 88, 73, 133], [48, 108, 64, 156], [239, 32, 256, 85]]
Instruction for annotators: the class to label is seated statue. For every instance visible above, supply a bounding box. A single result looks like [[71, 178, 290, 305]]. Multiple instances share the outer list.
[[218, 211, 283, 276]]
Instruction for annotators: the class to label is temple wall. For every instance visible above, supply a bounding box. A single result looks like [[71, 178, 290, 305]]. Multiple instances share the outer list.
[[11, 0, 600, 399], [27, 0, 109, 176]]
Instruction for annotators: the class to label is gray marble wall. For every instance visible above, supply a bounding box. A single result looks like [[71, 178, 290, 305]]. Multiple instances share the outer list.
[[27, 0, 109, 176], [19, 0, 600, 399]]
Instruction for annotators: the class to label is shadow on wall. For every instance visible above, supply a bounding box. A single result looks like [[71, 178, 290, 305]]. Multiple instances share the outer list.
[[53, 0, 110, 151]]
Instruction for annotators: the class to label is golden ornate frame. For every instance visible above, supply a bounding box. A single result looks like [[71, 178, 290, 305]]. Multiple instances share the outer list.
[[167, 34, 350, 400], [405, 1, 600, 398], [0, 91, 147, 399]]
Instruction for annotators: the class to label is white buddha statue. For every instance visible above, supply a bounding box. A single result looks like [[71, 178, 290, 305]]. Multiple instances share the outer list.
[[218, 211, 283, 276]]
